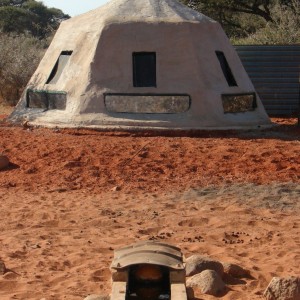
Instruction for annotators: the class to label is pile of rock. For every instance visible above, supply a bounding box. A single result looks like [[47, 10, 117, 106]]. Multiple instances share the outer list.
[[185, 254, 300, 300], [185, 254, 250, 297]]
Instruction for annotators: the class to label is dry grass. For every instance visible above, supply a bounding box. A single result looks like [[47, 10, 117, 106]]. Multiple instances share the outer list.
[[0, 102, 13, 116]]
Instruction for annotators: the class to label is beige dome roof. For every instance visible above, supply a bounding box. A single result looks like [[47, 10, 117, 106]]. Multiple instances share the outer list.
[[69, 0, 214, 24]]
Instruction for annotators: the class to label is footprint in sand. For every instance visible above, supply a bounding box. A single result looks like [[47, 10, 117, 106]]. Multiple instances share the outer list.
[[222, 231, 253, 245], [178, 218, 208, 227]]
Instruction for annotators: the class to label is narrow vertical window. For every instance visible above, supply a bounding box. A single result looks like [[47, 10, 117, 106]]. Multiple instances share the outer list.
[[133, 52, 156, 87], [216, 51, 237, 87], [46, 50, 73, 84]]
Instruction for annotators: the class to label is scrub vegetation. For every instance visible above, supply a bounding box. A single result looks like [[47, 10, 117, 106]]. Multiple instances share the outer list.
[[0, 0, 299, 106], [181, 0, 300, 43], [0, 0, 69, 106], [0, 33, 47, 105]]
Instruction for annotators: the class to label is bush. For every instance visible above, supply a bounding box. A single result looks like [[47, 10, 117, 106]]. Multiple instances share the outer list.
[[233, 0, 300, 45], [0, 33, 47, 105]]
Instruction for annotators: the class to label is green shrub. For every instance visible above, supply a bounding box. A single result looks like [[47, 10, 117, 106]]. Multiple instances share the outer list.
[[233, 0, 300, 45]]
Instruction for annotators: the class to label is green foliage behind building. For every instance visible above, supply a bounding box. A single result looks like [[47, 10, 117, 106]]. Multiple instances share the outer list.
[[0, 0, 69, 38], [180, 0, 300, 44]]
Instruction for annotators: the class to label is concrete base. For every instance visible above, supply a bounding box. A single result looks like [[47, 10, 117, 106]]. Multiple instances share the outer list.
[[26, 120, 275, 131], [171, 283, 188, 300], [111, 282, 127, 300], [9, 109, 273, 131]]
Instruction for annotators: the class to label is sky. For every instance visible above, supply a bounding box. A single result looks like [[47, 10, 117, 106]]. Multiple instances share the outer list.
[[42, 0, 110, 17]]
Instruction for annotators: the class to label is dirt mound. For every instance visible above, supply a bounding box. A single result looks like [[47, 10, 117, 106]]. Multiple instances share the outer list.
[[0, 118, 299, 193]]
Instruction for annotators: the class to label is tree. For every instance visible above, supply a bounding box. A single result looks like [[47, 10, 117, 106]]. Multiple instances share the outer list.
[[181, 0, 270, 38], [0, 0, 69, 38], [234, 0, 300, 44], [0, 6, 34, 34], [181, 0, 300, 42], [182, 0, 274, 22]]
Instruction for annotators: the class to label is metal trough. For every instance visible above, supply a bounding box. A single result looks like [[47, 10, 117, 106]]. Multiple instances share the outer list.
[[110, 241, 187, 300]]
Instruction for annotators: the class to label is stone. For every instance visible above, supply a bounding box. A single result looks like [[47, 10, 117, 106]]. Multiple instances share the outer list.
[[0, 155, 9, 170], [3, 272, 18, 280], [222, 262, 250, 278], [264, 276, 300, 300], [186, 269, 226, 296], [22, 120, 30, 129], [0, 260, 6, 275], [83, 295, 110, 300], [186, 254, 224, 277], [111, 186, 121, 192]]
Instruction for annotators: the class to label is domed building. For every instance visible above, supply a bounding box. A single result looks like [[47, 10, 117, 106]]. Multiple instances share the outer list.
[[10, 0, 271, 129]]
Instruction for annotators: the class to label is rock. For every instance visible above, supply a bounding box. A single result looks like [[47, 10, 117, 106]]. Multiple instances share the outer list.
[[222, 262, 250, 278], [3, 271, 18, 279], [83, 295, 110, 300], [264, 276, 300, 300], [0, 260, 6, 275], [0, 155, 9, 170], [111, 186, 121, 192], [186, 254, 224, 277], [186, 269, 226, 296], [22, 120, 31, 129]]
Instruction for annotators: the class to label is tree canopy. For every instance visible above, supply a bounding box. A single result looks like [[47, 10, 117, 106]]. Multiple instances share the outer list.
[[0, 0, 70, 38], [180, 0, 299, 40]]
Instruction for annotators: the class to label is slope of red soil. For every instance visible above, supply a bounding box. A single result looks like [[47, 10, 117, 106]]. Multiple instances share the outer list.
[[0, 118, 299, 193]]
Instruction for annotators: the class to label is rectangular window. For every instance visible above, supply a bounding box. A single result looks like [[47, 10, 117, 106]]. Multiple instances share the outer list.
[[222, 93, 256, 113], [27, 89, 67, 110], [46, 50, 73, 84], [133, 52, 156, 87], [105, 93, 190, 114], [216, 51, 237, 87]]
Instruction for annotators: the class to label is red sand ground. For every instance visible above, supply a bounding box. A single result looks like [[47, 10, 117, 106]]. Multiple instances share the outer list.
[[0, 118, 299, 193], [0, 117, 299, 299]]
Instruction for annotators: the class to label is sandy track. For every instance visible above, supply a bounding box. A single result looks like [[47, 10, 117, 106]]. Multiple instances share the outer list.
[[0, 184, 299, 300]]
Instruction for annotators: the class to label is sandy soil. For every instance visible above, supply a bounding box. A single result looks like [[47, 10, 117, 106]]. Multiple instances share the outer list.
[[0, 117, 299, 300]]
